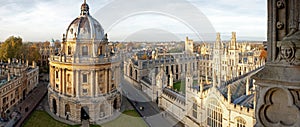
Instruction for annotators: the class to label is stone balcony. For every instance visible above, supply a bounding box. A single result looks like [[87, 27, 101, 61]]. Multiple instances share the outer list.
[[48, 85, 120, 103], [49, 55, 121, 65]]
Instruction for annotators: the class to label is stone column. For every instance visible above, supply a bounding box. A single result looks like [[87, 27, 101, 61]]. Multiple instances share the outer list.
[[63, 69, 66, 95], [253, 0, 300, 126], [60, 68, 63, 94], [50, 66, 53, 88], [73, 70, 76, 97], [105, 69, 108, 94], [76, 70, 80, 97], [91, 70, 95, 97], [95, 71, 98, 96]]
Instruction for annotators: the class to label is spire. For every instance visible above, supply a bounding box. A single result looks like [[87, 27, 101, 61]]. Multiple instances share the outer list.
[[230, 32, 237, 49], [213, 70, 217, 87], [205, 67, 208, 84], [81, 0, 89, 15], [215, 32, 221, 49]]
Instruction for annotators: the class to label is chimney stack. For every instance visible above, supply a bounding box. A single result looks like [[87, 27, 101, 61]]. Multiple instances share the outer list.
[[228, 86, 231, 104], [7, 73, 11, 81], [200, 77, 203, 93], [246, 78, 250, 95], [169, 72, 173, 88], [32, 61, 37, 68]]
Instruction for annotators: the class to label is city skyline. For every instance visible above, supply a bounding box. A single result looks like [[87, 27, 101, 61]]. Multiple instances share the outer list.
[[0, 0, 267, 42]]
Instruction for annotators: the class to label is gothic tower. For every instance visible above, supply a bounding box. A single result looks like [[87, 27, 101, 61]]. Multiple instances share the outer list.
[[213, 33, 222, 87]]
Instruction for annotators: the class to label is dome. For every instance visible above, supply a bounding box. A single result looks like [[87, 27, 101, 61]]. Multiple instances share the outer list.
[[65, 1, 104, 41], [50, 39, 55, 47]]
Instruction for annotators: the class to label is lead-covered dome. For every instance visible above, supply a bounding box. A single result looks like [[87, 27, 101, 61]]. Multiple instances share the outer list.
[[66, 1, 104, 41]]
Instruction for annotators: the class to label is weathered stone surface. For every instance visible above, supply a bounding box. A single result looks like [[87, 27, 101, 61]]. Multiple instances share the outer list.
[[253, 0, 300, 126]]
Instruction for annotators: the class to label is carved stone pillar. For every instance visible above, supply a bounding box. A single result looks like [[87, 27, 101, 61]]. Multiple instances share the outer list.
[[95, 71, 98, 96], [76, 70, 80, 97], [253, 0, 300, 126], [91, 70, 95, 97]]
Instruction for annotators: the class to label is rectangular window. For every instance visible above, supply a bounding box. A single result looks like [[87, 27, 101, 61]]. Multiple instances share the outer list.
[[193, 103, 197, 118], [83, 89, 88, 94], [82, 46, 88, 56], [67, 74, 71, 83], [82, 74, 87, 83], [56, 71, 59, 79], [68, 46, 72, 55]]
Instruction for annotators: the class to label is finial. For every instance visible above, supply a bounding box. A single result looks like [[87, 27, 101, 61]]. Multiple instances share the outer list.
[[81, 0, 89, 15]]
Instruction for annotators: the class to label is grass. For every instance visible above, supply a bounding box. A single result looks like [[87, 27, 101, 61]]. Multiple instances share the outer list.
[[23, 110, 146, 127], [101, 110, 147, 127], [173, 81, 182, 91], [173, 80, 198, 93], [23, 110, 82, 127]]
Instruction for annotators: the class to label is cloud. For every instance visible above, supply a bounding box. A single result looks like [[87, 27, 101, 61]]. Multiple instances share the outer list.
[[189, 0, 267, 40], [0, 0, 267, 41]]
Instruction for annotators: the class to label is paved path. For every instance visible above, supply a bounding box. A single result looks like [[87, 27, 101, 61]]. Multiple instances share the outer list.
[[14, 82, 48, 127], [81, 120, 89, 127], [121, 79, 179, 127]]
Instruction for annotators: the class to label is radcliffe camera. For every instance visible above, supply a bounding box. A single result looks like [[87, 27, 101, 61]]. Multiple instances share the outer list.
[[0, 0, 298, 127]]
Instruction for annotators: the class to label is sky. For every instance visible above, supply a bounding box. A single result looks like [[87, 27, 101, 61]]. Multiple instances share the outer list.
[[0, 0, 267, 42]]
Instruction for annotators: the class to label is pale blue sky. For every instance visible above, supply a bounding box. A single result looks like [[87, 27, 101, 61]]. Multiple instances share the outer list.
[[0, 0, 267, 42]]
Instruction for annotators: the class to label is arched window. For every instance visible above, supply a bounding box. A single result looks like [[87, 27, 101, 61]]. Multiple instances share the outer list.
[[100, 104, 105, 118], [192, 101, 197, 118], [135, 70, 138, 80], [68, 46, 72, 55], [98, 46, 103, 55], [236, 117, 246, 127], [129, 66, 133, 77], [65, 104, 70, 116], [207, 99, 222, 127]]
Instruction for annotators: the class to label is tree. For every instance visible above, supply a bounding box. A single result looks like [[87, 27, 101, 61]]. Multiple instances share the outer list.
[[22, 43, 41, 64], [0, 36, 23, 61], [0, 36, 40, 63]]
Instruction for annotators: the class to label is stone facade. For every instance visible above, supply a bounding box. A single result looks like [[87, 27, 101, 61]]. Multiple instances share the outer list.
[[253, 0, 300, 126], [124, 33, 265, 126], [0, 59, 39, 118], [157, 33, 264, 127], [48, 1, 121, 123]]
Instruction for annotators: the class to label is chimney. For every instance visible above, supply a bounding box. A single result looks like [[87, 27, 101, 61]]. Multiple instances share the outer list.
[[213, 70, 217, 88], [7, 73, 11, 81], [228, 85, 231, 104], [151, 69, 156, 85], [200, 77, 203, 93], [169, 72, 173, 88], [205, 67, 209, 84], [246, 78, 250, 95], [32, 61, 37, 68]]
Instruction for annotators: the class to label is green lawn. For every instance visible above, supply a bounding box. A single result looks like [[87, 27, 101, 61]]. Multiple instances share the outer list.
[[101, 110, 147, 127], [173, 80, 198, 93], [173, 81, 182, 91], [23, 110, 83, 127], [23, 110, 146, 127]]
